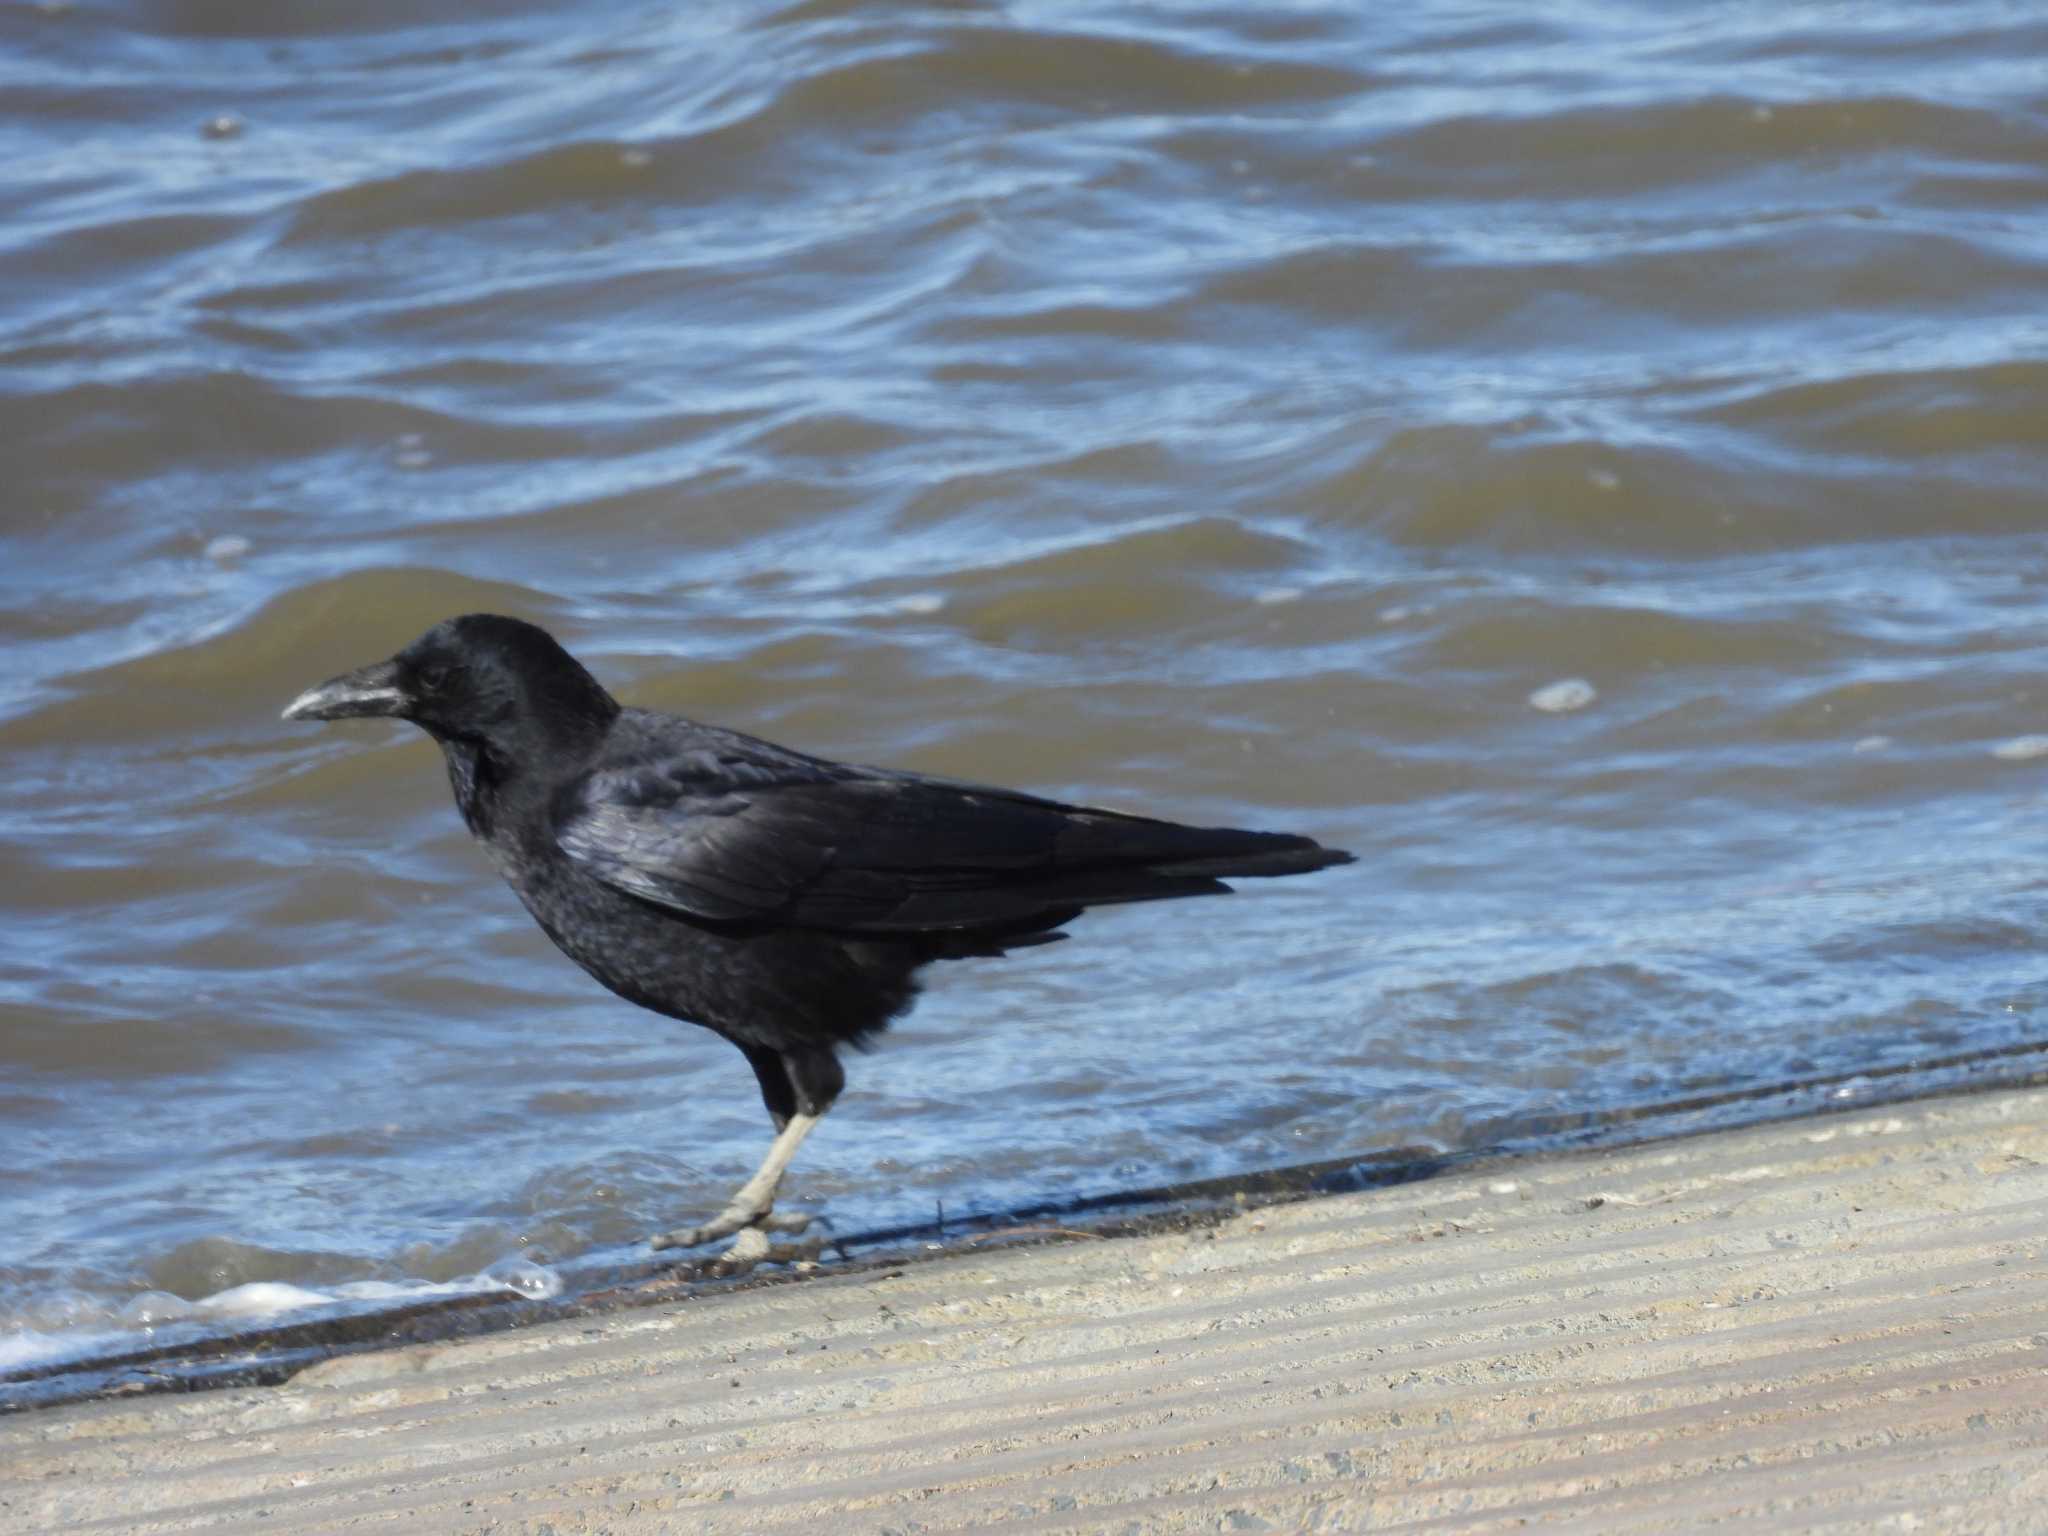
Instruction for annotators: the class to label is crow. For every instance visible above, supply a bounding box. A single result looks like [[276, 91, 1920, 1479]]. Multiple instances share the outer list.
[[284, 615, 1352, 1271]]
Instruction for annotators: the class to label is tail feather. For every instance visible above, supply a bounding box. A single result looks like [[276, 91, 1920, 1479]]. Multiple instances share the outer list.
[[1010, 824, 1354, 913], [1066, 815, 1354, 882], [1155, 839, 1355, 881]]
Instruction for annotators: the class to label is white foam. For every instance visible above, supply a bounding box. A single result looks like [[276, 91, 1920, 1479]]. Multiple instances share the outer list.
[[0, 1328, 128, 1374], [201, 1282, 333, 1317], [0, 1260, 564, 1380], [1992, 735, 2048, 761], [120, 1291, 196, 1327], [1529, 678, 1597, 714], [204, 534, 251, 563], [182, 1261, 563, 1324]]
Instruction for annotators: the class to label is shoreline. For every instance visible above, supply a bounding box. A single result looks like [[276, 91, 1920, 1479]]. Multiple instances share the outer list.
[[5, 1083, 2047, 1532], [10, 1040, 2047, 1418]]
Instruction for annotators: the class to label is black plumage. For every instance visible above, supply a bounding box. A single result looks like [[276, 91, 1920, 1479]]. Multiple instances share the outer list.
[[284, 614, 1352, 1266]]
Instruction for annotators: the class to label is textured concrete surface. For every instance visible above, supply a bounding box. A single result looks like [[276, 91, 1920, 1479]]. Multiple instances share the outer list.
[[6, 1088, 2048, 1535]]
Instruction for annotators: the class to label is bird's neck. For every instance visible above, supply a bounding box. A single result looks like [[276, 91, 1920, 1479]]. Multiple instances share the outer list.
[[434, 682, 619, 841], [434, 735, 545, 841], [439, 738, 499, 838]]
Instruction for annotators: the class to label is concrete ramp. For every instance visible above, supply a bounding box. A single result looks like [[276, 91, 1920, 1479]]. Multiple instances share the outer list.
[[7, 1088, 2048, 1533]]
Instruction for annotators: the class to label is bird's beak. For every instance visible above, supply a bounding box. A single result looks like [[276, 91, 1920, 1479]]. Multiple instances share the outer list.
[[281, 659, 410, 722]]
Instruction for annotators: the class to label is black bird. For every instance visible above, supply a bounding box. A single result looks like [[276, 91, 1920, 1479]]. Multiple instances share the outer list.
[[284, 615, 1352, 1270]]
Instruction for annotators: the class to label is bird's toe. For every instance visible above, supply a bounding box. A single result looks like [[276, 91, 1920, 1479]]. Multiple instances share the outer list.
[[704, 1227, 824, 1278], [647, 1202, 816, 1253], [720, 1226, 772, 1266], [648, 1201, 752, 1251], [648, 1220, 718, 1252]]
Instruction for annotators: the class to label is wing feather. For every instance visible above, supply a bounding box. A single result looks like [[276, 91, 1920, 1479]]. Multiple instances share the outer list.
[[554, 721, 1347, 934]]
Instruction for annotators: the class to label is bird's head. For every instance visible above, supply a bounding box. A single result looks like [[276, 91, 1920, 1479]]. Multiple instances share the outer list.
[[282, 613, 618, 753]]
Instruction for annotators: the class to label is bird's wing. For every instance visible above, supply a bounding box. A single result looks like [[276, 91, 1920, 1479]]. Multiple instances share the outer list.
[[553, 730, 1341, 934]]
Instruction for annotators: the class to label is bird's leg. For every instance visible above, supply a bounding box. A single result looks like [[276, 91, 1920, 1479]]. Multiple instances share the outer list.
[[652, 1045, 843, 1272], [650, 1111, 821, 1253]]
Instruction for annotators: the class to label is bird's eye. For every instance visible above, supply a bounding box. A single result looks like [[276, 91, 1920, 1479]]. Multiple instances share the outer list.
[[417, 664, 451, 692]]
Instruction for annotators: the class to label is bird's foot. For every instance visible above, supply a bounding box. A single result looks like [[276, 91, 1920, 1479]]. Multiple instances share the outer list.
[[702, 1225, 826, 1277], [649, 1203, 813, 1254]]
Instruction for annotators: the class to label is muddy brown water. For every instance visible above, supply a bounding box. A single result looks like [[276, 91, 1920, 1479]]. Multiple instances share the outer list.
[[4, 0, 2048, 1377]]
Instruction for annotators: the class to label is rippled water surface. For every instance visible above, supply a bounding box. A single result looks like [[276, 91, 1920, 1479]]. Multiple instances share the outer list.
[[5, 0, 2048, 1371]]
